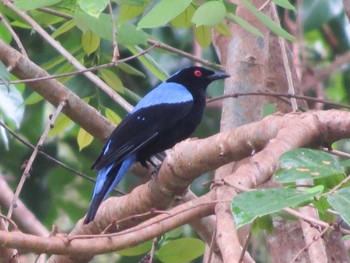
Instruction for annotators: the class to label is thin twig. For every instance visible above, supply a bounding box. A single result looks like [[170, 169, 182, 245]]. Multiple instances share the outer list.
[[0, 11, 27, 57], [108, 1, 119, 62], [205, 226, 217, 263], [289, 226, 330, 263], [7, 101, 66, 220], [0, 44, 157, 85], [146, 39, 224, 70], [0, 120, 125, 195], [271, 3, 298, 111], [239, 230, 252, 263], [207, 92, 350, 110], [70, 200, 230, 241], [283, 208, 329, 229], [0, 214, 18, 230]]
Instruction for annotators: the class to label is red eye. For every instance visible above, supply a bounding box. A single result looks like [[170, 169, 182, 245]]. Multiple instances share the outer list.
[[194, 70, 202, 77]]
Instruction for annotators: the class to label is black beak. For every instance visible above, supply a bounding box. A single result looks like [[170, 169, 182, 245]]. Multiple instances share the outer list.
[[207, 71, 230, 81]]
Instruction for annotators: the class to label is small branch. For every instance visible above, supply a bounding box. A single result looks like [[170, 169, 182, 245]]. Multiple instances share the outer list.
[[0, 44, 156, 85], [108, 1, 119, 62], [146, 39, 223, 70], [271, 3, 297, 111], [207, 92, 350, 110], [7, 101, 66, 220], [0, 11, 27, 57], [301, 50, 350, 90], [290, 226, 330, 263]]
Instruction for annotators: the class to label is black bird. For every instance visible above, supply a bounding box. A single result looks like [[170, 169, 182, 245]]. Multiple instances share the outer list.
[[84, 66, 229, 224]]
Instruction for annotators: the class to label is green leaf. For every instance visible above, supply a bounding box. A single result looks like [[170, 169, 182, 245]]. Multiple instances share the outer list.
[[263, 103, 276, 116], [119, 3, 147, 23], [24, 92, 43, 105], [192, 1, 226, 27], [117, 240, 152, 256], [0, 84, 24, 128], [215, 23, 231, 37], [328, 187, 350, 226], [51, 20, 76, 39], [49, 114, 73, 137], [273, 0, 296, 12], [0, 23, 12, 44], [100, 69, 124, 93], [82, 30, 100, 55], [240, 0, 295, 41], [275, 148, 345, 183], [137, 0, 193, 29], [171, 4, 195, 28], [104, 108, 122, 125], [0, 60, 10, 90], [232, 187, 320, 228], [226, 13, 263, 37], [77, 127, 94, 151], [78, 0, 109, 18], [194, 25, 211, 48], [127, 46, 169, 81], [251, 214, 274, 235], [156, 238, 205, 263], [117, 63, 146, 78], [74, 12, 113, 40], [118, 23, 148, 46], [15, 0, 62, 11]]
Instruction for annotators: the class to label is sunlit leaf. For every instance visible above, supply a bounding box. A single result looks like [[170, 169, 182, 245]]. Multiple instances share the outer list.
[[0, 23, 12, 43], [137, 0, 192, 29], [192, 1, 226, 27], [194, 25, 211, 48], [49, 114, 73, 137], [82, 30, 100, 55], [77, 127, 94, 151], [104, 108, 122, 125], [24, 92, 43, 105]]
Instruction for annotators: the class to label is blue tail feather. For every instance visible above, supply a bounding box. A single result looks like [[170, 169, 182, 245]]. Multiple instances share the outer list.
[[84, 154, 136, 224]]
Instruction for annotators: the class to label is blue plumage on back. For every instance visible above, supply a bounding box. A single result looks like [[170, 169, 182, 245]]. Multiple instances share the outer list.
[[131, 82, 193, 113], [83, 66, 229, 224]]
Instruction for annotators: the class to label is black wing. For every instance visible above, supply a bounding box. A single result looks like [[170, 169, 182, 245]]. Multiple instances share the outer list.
[[92, 101, 193, 170]]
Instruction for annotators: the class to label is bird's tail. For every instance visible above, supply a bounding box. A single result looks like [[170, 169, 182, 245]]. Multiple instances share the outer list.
[[84, 164, 117, 224], [83, 155, 136, 224]]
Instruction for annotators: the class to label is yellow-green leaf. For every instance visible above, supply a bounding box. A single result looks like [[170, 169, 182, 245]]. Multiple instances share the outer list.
[[105, 108, 122, 125], [194, 25, 211, 48], [192, 1, 226, 27], [82, 30, 100, 55], [77, 127, 94, 151], [100, 69, 124, 93], [49, 114, 73, 137]]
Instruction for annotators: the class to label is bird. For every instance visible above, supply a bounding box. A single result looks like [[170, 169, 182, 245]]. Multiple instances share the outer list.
[[84, 66, 229, 224]]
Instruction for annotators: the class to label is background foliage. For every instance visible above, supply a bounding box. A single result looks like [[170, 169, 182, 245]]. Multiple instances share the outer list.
[[0, 0, 350, 262]]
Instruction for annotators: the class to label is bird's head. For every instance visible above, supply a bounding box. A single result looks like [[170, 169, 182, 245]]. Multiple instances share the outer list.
[[166, 66, 230, 92]]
